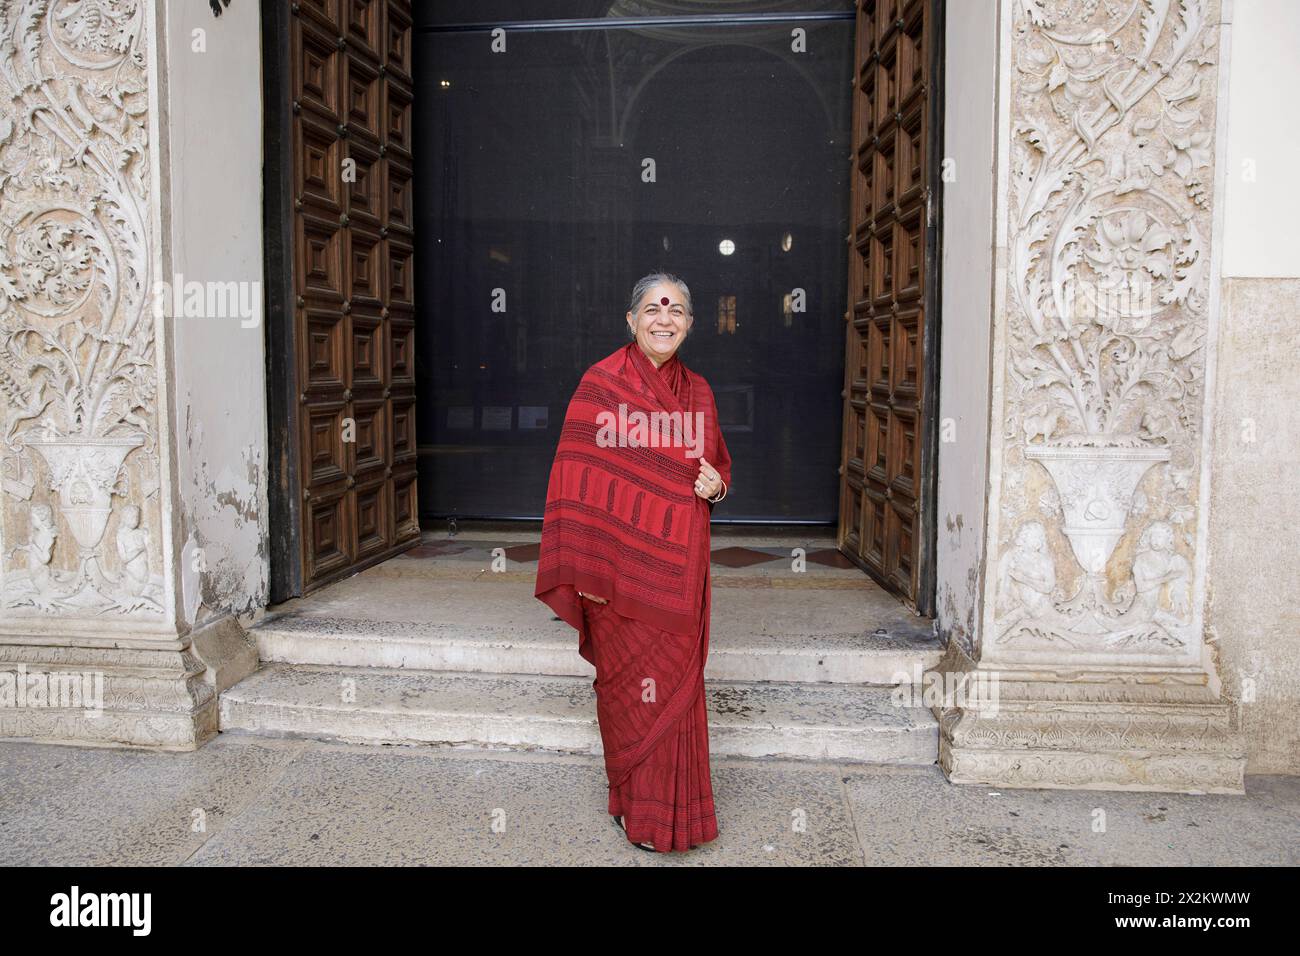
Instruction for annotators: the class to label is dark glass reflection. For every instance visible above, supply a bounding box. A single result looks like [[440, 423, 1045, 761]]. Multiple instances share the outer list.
[[414, 2, 853, 522]]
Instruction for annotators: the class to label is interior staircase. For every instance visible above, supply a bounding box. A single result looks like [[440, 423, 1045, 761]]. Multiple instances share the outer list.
[[219, 534, 943, 766]]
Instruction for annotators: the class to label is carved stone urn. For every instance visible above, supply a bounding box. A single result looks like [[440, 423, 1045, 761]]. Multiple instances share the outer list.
[[1023, 444, 1170, 575], [24, 435, 146, 552]]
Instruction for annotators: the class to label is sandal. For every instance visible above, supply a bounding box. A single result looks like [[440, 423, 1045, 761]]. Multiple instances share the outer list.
[[612, 814, 656, 852]]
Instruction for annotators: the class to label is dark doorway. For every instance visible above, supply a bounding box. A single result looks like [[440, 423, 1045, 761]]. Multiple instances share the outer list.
[[412, 2, 856, 523]]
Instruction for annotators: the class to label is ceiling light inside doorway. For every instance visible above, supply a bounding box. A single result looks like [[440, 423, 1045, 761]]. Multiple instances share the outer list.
[[718, 239, 735, 256]]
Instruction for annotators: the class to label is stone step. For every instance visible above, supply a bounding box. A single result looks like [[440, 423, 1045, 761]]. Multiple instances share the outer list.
[[251, 578, 940, 685], [250, 614, 939, 684], [218, 663, 938, 765]]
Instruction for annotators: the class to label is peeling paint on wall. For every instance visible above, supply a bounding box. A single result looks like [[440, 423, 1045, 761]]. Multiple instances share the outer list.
[[163, 0, 269, 628], [181, 398, 269, 621]]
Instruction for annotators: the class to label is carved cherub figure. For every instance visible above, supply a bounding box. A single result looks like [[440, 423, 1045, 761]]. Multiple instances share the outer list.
[[1131, 520, 1190, 622], [995, 520, 1059, 641], [115, 504, 150, 597], [1000, 521, 1056, 614], [26, 505, 56, 569], [4, 504, 59, 609]]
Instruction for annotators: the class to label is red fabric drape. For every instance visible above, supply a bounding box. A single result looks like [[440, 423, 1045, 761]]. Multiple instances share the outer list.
[[581, 593, 718, 850], [535, 342, 731, 851]]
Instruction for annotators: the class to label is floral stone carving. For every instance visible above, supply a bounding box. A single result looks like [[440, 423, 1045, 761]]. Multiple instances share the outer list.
[[989, 0, 1219, 658], [0, 0, 168, 618]]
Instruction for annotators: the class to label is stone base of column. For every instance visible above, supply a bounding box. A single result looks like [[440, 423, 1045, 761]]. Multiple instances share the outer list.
[[0, 640, 219, 751], [930, 643, 1247, 795], [189, 615, 260, 696]]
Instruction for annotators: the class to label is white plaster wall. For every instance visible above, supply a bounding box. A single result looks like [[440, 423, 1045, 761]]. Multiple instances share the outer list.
[[1221, 0, 1300, 278], [163, 1, 269, 623], [1209, 0, 1300, 773], [935, 0, 998, 653]]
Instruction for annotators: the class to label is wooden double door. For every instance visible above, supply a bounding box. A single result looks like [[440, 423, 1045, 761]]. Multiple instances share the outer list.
[[837, 0, 941, 615], [266, 0, 939, 607], [266, 0, 420, 600]]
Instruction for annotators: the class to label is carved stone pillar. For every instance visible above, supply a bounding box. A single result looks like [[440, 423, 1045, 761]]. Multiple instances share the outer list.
[[0, 1, 215, 748], [934, 0, 1246, 792]]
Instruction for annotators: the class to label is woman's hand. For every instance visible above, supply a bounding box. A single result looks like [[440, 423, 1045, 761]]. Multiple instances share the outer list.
[[578, 591, 608, 604], [694, 457, 724, 501]]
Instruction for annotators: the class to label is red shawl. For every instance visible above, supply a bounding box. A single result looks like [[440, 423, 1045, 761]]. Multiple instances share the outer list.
[[535, 342, 731, 655]]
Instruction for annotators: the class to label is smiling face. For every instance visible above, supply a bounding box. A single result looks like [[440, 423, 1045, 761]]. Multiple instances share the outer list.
[[627, 281, 693, 366]]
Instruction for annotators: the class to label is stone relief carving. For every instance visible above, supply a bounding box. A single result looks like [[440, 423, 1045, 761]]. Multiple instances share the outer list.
[[993, 0, 1219, 654], [0, 0, 167, 617]]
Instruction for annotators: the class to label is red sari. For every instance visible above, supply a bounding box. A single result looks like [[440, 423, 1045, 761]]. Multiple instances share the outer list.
[[535, 341, 731, 852]]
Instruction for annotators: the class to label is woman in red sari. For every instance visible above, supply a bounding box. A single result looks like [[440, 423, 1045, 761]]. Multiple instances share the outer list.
[[534, 272, 730, 853]]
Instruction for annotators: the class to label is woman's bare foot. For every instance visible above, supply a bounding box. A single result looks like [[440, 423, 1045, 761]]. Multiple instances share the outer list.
[[613, 814, 655, 851]]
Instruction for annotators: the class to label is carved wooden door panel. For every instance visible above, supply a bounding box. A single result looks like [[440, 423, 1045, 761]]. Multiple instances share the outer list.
[[286, 0, 419, 593], [838, 0, 940, 614]]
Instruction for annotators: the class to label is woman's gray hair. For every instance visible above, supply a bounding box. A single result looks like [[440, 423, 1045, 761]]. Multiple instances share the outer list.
[[627, 272, 693, 318]]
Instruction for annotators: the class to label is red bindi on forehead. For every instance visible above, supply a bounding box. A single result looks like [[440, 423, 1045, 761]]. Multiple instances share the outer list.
[[660, 296, 670, 305]]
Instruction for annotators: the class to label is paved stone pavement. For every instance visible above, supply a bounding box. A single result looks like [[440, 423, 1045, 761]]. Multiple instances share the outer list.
[[1, 735, 1296, 866]]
